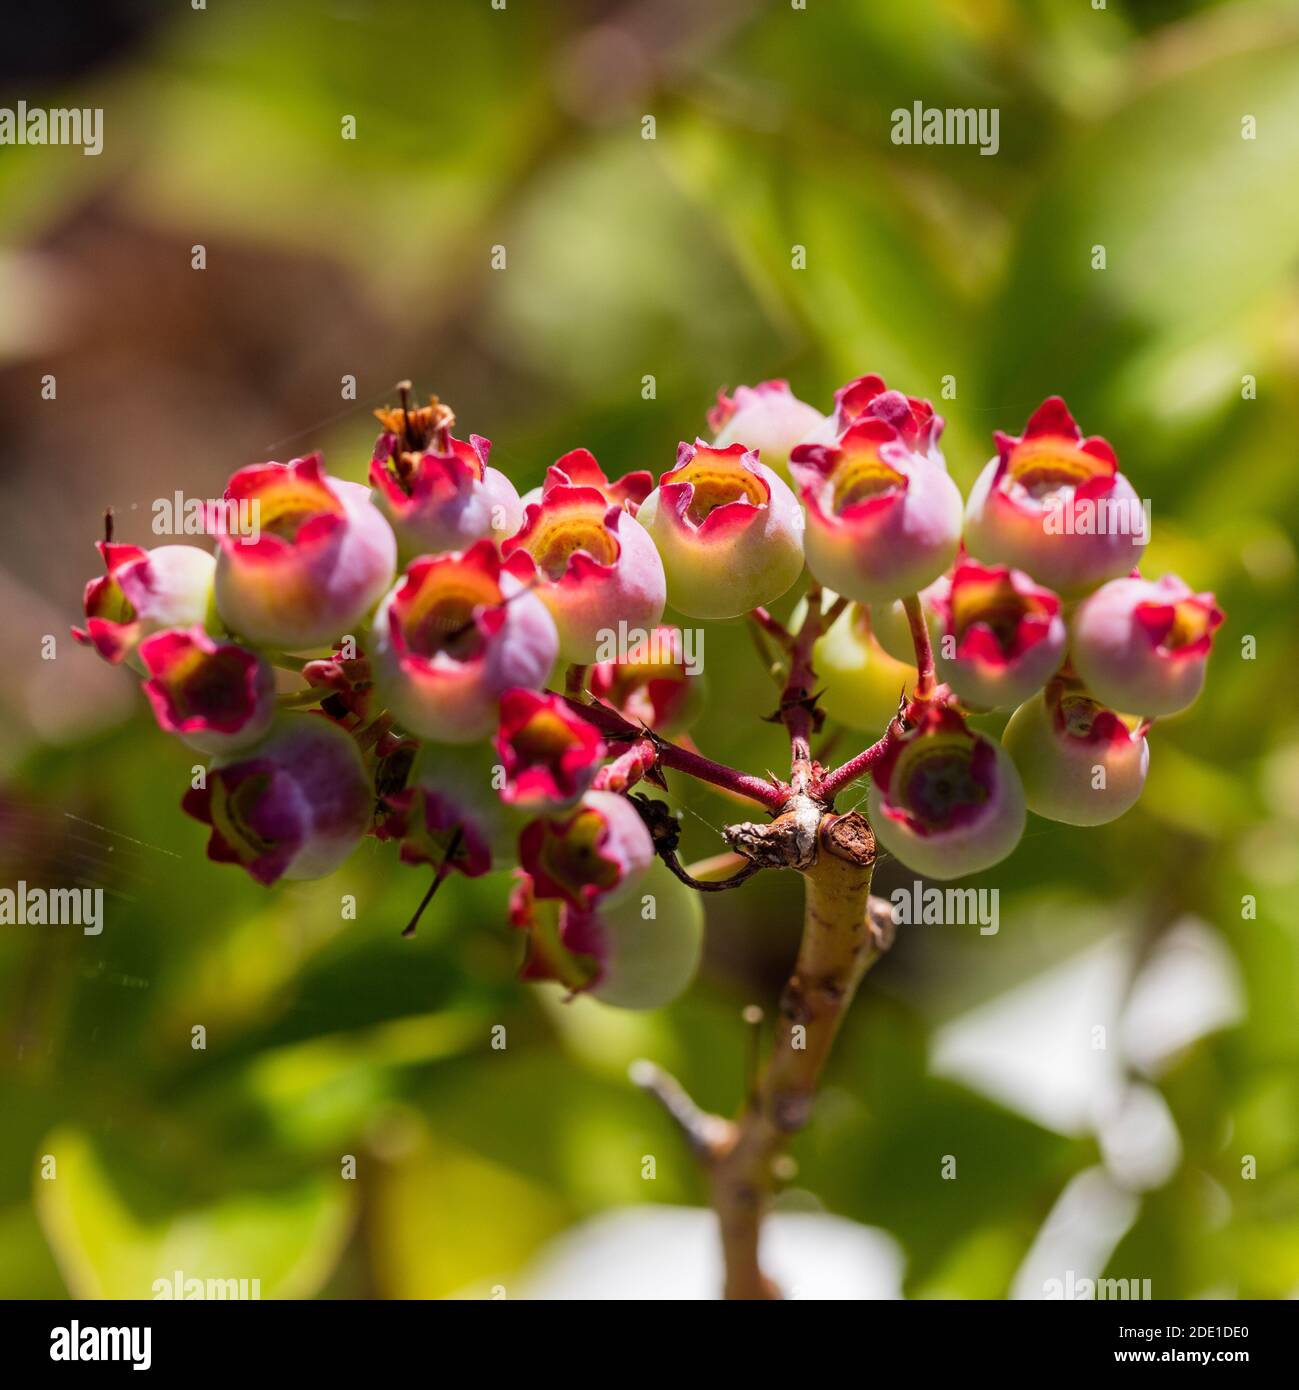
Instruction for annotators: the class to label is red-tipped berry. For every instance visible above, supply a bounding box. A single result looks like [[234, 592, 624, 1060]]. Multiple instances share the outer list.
[[139, 626, 275, 754], [502, 483, 665, 664], [1070, 574, 1223, 716], [637, 441, 804, 619], [931, 560, 1066, 710], [790, 419, 962, 604], [73, 542, 215, 666], [495, 688, 605, 810], [963, 397, 1146, 596], [214, 454, 396, 649], [370, 540, 558, 743], [1003, 674, 1149, 825], [867, 704, 1025, 879]]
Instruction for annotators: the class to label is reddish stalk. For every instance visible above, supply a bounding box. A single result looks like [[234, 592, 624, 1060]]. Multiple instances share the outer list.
[[903, 592, 935, 699], [815, 723, 900, 804], [749, 606, 794, 649], [779, 583, 828, 794], [562, 694, 786, 811]]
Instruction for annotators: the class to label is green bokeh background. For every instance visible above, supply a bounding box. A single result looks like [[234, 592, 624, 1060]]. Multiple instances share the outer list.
[[1, 0, 1297, 1298]]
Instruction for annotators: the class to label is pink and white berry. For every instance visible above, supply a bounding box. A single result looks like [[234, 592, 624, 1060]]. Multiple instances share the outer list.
[[708, 380, 827, 485], [73, 541, 216, 667], [867, 705, 1026, 879], [931, 560, 1067, 710], [214, 454, 396, 649], [637, 442, 805, 620], [1003, 676, 1150, 826], [502, 482, 665, 665], [963, 397, 1146, 597], [790, 419, 963, 605], [1069, 574, 1223, 717], [370, 540, 558, 743], [370, 430, 523, 561]]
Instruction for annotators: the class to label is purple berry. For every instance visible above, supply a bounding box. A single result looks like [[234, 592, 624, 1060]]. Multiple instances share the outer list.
[[182, 714, 371, 884], [867, 704, 1025, 879]]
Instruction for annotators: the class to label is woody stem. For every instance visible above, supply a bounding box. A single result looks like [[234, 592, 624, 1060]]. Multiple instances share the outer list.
[[710, 807, 887, 1298]]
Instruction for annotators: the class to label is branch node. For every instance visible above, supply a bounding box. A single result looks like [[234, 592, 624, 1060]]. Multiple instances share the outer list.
[[723, 795, 821, 871], [629, 1060, 732, 1162]]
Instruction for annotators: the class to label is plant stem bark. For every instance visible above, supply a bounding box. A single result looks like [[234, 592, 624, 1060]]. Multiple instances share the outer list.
[[710, 806, 885, 1298]]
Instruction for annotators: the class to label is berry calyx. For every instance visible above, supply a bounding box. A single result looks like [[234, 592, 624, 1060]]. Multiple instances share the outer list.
[[495, 688, 606, 810], [930, 560, 1067, 710], [369, 418, 523, 561]]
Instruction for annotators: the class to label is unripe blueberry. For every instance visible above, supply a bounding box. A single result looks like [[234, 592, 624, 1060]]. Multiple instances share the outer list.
[[73, 541, 215, 667], [582, 859, 704, 1009], [871, 575, 948, 664], [370, 427, 522, 562], [1070, 574, 1223, 716], [138, 626, 275, 754], [495, 688, 606, 810], [501, 481, 665, 664], [867, 704, 1025, 879], [518, 448, 652, 517], [963, 397, 1146, 596], [382, 739, 518, 876], [790, 419, 963, 605], [518, 789, 654, 911], [214, 453, 396, 649], [181, 714, 371, 884], [1003, 676, 1149, 826], [637, 442, 805, 620], [930, 561, 1067, 710], [708, 379, 827, 485], [587, 624, 706, 735], [790, 594, 916, 734], [511, 858, 703, 1010], [370, 540, 558, 744]]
